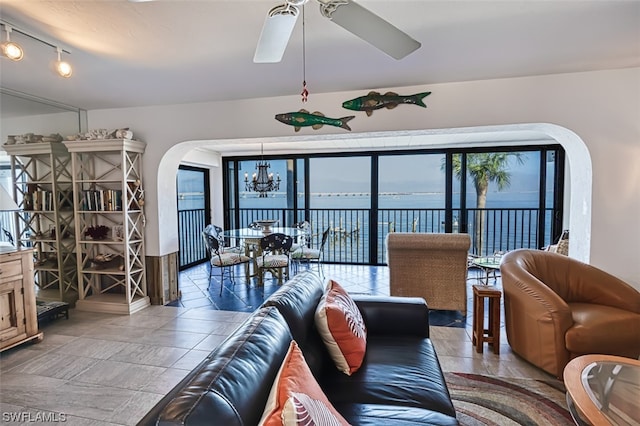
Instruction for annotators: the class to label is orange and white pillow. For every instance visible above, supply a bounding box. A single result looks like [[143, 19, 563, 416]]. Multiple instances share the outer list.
[[259, 341, 350, 426], [314, 279, 367, 375]]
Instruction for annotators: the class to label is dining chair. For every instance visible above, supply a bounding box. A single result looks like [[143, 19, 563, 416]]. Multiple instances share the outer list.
[[291, 226, 330, 277], [255, 233, 293, 287], [205, 224, 243, 254], [290, 220, 311, 252], [202, 231, 252, 295]]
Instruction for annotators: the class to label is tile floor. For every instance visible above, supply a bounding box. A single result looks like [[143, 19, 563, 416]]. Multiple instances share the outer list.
[[0, 264, 556, 425]]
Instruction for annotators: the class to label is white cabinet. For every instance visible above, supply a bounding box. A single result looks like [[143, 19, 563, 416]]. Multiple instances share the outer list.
[[64, 139, 149, 314], [4, 142, 78, 305]]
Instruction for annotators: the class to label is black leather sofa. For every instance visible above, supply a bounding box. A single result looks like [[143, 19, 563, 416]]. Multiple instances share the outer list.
[[138, 272, 458, 425]]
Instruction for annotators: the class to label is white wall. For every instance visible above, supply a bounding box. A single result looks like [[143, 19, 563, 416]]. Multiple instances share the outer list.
[[87, 67, 640, 288], [0, 111, 81, 163]]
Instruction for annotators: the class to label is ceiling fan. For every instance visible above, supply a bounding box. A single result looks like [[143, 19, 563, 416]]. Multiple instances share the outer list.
[[253, 0, 421, 63]]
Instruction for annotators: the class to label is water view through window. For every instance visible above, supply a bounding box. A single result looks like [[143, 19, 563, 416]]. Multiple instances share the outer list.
[[226, 146, 563, 264]]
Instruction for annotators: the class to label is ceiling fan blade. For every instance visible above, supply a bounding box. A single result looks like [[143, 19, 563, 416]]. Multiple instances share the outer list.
[[318, 1, 421, 60], [254, 3, 300, 63]]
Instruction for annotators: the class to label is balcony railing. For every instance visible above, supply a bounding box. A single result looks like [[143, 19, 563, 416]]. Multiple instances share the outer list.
[[178, 206, 555, 268], [178, 208, 208, 269]]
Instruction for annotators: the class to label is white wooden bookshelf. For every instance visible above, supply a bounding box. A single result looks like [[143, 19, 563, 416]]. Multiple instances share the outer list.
[[64, 139, 149, 314]]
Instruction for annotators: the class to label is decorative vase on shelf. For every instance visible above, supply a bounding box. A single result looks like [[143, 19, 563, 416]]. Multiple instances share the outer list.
[[85, 225, 110, 240]]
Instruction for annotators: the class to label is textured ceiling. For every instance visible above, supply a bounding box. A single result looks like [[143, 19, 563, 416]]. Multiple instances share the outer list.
[[1, 0, 638, 112]]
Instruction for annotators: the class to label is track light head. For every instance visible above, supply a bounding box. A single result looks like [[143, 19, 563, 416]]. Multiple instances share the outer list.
[[2, 25, 23, 61], [55, 47, 72, 78], [2, 41, 23, 61]]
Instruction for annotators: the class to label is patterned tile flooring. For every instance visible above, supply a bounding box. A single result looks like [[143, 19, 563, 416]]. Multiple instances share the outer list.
[[173, 262, 498, 328], [0, 263, 554, 425]]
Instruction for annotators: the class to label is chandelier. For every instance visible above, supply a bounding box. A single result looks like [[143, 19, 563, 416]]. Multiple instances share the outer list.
[[244, 143, 281, 198]]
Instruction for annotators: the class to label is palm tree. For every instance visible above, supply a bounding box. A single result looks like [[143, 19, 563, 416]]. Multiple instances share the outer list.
[[450, 153, 523, 254]]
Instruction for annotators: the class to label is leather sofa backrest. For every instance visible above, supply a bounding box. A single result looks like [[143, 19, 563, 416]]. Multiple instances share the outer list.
[[262, 271, 329, 375], [151, 307, 293, 426], [262, 271, 325, 339]]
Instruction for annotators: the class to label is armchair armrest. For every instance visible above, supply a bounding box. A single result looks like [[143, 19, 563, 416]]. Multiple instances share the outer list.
[[351, 294, 430, 337]]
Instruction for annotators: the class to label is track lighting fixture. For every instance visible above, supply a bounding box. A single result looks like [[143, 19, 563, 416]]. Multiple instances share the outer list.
[[55, 47, 73, 78], [2, 25, 23, 61], [1, 20, 73, 78]]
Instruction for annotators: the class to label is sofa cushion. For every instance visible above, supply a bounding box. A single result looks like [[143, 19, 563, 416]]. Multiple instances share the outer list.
[[321, 335, 457, 418], [259, 341, 349, 426], [566, 302, 640, 357], [334, 403, 459, 426], [315, 279, 367, 375]]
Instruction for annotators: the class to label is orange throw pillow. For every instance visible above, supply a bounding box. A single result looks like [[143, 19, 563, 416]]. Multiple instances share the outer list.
[[314, 279, 367, 375], [259, 341, 350, 426]]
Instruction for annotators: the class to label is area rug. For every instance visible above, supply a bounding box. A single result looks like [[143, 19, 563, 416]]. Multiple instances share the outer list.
[[445, 372, 574, 426]]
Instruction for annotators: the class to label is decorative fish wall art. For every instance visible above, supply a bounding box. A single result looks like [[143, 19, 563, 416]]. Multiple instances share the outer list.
[[275, 109, 355, 132], [342, 91, 431, 116]]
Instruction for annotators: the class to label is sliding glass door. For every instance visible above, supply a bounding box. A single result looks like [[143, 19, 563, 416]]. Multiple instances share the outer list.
[[177, 166, 210, 270], [224, 144, 564, 264]]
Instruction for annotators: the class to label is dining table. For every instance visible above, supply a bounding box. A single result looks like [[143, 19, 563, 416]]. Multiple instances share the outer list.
[[223, 227, 303, 279]]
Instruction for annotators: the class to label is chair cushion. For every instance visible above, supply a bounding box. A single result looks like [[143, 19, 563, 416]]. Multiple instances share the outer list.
[[257, 254, 289, 268], [292, 248, 321, 260], [259, 341, 349, 426], [315, 279, 367, 375], [221, 246, 243, 254], [566, 302, 640, 357], [211, 252, 251, 267]]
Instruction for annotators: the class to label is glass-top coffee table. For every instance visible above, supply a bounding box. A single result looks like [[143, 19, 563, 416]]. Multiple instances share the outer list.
[[563, 354, 640, 426]]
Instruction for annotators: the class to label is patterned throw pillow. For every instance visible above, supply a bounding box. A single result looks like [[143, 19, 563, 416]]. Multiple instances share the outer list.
[[556, 238, 569, 256], [314, 279, 367, 375], [259, 341, 350, 426]]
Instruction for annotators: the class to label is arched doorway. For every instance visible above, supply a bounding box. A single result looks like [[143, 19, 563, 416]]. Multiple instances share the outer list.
[[157, 123, 591, 263]]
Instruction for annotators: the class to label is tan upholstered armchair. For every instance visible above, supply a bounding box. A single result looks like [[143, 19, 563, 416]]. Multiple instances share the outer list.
[[500, 249, 640, 378], [386, 233, 471, 314]]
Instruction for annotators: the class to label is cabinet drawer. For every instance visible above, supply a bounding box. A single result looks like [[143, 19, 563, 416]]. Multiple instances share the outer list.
[[0, 259, 22, 281]]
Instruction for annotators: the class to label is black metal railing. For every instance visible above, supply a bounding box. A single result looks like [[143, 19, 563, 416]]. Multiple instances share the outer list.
[[178, 208, 208, 269], [178, 206, 555, 268], [222, 207, 555, 266]]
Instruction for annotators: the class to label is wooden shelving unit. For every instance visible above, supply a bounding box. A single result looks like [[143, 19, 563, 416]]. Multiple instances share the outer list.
[[64, 139, 149, 314], [4, 142, 78, 305]]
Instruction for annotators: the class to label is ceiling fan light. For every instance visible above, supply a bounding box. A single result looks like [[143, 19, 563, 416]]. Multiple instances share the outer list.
[[253, 4, 299, 63], [2, 41, 23, 61], [320, 1, 421, 60]]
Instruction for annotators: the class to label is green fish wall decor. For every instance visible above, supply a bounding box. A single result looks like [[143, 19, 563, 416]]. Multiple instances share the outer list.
[[275, 109, 355, 132], [342, 91, 431, 116]]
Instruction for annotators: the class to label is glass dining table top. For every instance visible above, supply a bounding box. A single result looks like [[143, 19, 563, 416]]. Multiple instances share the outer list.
[[223, 227, 303, 240]]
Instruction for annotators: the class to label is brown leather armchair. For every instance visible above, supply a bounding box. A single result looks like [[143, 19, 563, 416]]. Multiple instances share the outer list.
[[500, 249, 640, 378]]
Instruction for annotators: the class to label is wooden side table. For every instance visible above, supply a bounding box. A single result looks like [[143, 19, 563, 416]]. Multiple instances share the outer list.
[[472, 284, 501, 354]]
